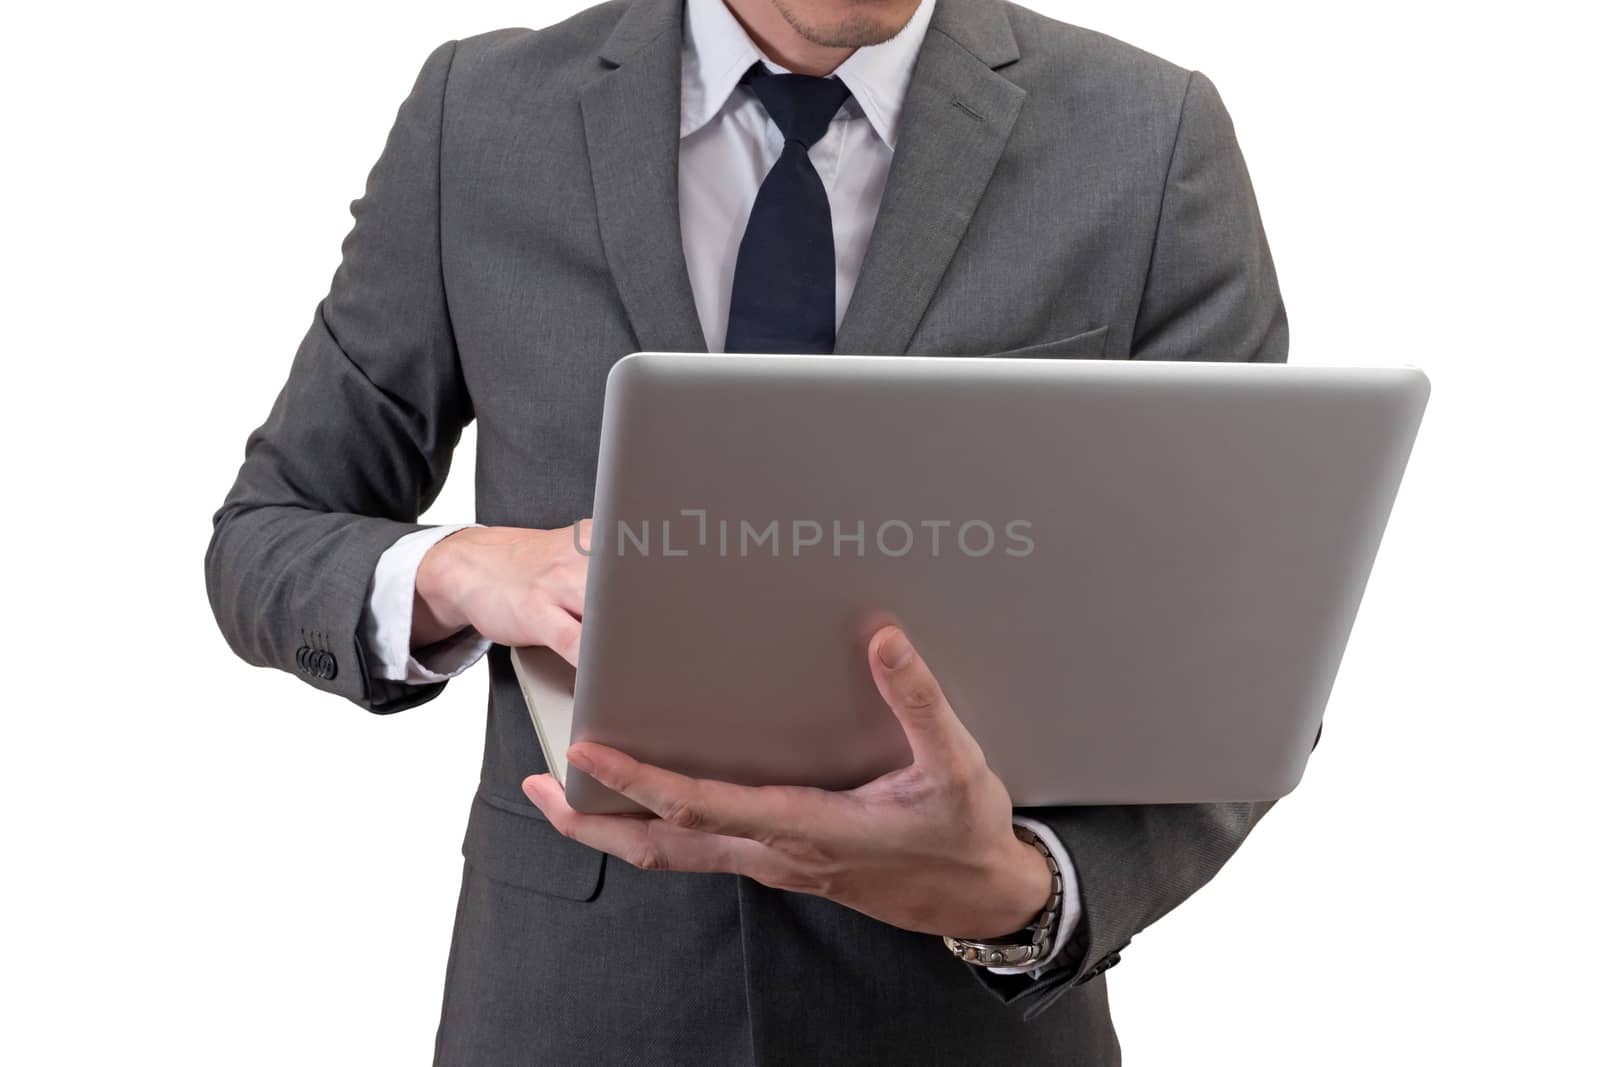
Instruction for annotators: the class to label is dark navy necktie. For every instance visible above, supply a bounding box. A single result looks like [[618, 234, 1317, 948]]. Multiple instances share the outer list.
[[724, 65, 853, 354]]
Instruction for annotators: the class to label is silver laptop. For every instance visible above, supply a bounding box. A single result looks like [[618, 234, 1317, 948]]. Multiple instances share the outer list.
[[513, 352, 1428, 814]]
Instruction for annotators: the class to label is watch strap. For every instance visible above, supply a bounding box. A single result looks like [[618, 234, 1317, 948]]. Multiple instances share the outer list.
[[943, 824, 1063, 968]]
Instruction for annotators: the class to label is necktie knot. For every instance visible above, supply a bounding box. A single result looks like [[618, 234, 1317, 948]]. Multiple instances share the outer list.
[[744, 64, 853, 149]]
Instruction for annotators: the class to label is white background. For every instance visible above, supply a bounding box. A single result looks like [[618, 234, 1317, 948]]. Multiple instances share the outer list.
[[3, 1, 1596, 1063]]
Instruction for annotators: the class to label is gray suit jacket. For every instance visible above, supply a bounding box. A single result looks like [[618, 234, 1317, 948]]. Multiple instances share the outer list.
[[206, 0, 1290, 1062]]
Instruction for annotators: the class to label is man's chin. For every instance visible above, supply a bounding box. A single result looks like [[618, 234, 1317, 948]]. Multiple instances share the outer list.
[[772, 0, 916, 50]]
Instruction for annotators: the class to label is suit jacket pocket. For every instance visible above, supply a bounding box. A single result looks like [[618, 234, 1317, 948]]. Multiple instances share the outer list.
[[986, 324, 1110, 360], [463, 789, 605, 901]]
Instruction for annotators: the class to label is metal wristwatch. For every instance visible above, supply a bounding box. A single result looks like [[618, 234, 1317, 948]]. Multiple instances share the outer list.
[[942, 824, 1063, 969]]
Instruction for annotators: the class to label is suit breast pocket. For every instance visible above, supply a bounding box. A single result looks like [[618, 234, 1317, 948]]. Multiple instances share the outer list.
[[985, 324, 1111, 360]]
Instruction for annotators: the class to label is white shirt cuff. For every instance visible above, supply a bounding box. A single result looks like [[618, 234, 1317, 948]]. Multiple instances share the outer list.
[[982, 815, 1084, 977], [363, 524, 492, 684]]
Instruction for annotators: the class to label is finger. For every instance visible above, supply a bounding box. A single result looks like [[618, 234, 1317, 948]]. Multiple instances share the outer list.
[[532, 604, 582, 667], [551, 578, 587, 620], [522, 774, 763, 874], [570, 518, 593, 556], [566, 743, 829, 843], [554, 538, 591, 618], [866, 626, 981, 772]]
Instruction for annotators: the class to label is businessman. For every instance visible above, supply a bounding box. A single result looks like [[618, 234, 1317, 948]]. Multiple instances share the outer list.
[[207, 0, 1289, 1062]]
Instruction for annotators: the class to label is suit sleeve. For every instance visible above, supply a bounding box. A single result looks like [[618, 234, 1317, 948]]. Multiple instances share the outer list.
[[204, 40, 470, 714], [972, 70, 1290, 1016]]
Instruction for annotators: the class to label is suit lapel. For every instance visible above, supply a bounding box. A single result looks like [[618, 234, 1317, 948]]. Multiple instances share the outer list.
[[833, 0, 1026, 356], [581, 0, 708, 354], [578, 0, 1023, 357]]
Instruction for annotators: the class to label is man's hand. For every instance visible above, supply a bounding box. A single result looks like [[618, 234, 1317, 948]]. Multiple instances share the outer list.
[[413, 522, 591, 666], [522, 626, 1053, 940]]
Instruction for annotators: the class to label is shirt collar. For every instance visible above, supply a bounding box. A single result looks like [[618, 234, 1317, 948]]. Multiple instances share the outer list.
[[680, 0, 936, 150]]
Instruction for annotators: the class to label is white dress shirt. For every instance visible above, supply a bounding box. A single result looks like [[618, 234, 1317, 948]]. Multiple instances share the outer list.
[[678, 0, 930, 350], [360, 0, 1080, 976]]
